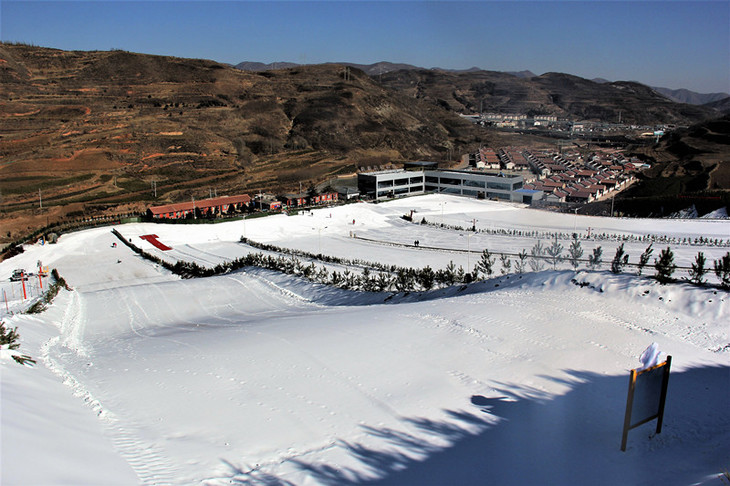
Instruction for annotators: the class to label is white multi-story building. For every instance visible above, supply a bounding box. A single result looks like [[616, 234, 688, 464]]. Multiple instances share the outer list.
[[358, 168, 527, 202]]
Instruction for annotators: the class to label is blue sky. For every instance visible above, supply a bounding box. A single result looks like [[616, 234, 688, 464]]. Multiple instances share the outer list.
[[1, 1, 728, 93]]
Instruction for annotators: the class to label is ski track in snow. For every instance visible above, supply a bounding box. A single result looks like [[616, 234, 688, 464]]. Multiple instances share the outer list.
[[43, 289, 182, 485]]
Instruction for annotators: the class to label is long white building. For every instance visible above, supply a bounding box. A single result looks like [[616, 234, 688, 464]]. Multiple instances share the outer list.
[[358, 168, 536, 203]]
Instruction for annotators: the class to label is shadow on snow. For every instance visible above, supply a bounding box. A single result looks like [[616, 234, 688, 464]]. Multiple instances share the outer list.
[[220, 365, 730, 486]]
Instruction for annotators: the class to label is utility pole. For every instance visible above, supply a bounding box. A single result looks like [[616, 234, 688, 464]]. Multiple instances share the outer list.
[[611, 193, 615, 217], [466, 233, 471, 272], [39, 189, 42, 209], [192, 196, 196, 219]]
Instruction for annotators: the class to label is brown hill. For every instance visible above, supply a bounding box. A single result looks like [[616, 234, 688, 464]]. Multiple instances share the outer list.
[[378, 69, 716, 125], [631, 115, 730, 190], [0, 44, 487, 243], [602, 115, 730, 217]]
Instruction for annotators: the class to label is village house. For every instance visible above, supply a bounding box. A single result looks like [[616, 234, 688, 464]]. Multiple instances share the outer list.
[[254, 194, 283, 211], [310, 192, 339, 205], [284, 194, 308, 208]]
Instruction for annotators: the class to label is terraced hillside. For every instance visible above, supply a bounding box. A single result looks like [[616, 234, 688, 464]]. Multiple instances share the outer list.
[[0, 44, 483, 242]]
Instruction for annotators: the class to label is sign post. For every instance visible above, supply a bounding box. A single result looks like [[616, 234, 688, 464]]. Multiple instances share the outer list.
[[621, 355, 672, 451]]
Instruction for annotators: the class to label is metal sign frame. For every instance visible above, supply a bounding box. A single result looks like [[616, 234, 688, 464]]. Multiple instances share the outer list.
[[621, 355, 672, 451]]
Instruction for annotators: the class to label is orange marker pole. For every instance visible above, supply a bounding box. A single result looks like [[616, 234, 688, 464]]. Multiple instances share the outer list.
[[21, 272, 27, 300]]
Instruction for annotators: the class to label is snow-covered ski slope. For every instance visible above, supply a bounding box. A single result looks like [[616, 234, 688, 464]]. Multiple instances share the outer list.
[[1, 194, 728, 485]]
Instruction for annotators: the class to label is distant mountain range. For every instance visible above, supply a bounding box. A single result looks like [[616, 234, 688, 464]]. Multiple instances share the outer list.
[[650, 87, 730, 106], [235, 61, 729, 107]]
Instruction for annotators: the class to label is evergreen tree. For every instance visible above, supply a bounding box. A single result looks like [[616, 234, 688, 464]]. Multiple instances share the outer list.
[[529, 240, 546, 271], [0, 321, 20, 350], [0, 321, 35, 366], [688, 252, 708, 286], [588, 246, 603, 269], [610, 243, 629, 274], [418, 266, 436, 290], [637, 244, 653, 275], [342, 269, 354, 289], [567, 234, 584, 270], [545, 236, 564, 270], [515, 249, 528, 274], [443, 261, 457, 286], [475, 249, 495, 279], [500, 254, 512, 275], [376, 272, 392, 291], [455, 265, 466, 284], [361, 268, 373, 291], [654, 246, 677, 283], [713, 252, 730, 290], [395, 268, 411, 291]]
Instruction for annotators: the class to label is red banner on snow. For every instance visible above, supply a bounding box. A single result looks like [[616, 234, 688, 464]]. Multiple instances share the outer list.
[[139, 234, 172, 251]]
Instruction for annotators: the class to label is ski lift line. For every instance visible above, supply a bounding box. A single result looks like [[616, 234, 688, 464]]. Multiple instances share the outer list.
[[418, 219, 730, 248], [239, 241, 373, 274], [350, 234, 703, 270]]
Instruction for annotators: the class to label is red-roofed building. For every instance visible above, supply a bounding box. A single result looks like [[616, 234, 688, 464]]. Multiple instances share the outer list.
[[148, 194, 251, 219]]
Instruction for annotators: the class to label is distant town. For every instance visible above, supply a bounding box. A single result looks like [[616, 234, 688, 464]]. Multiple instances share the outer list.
[[461, 112, 670, 141]]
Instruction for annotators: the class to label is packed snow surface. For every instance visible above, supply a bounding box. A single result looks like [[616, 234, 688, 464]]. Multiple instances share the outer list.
[[2, 195, 728, 485]]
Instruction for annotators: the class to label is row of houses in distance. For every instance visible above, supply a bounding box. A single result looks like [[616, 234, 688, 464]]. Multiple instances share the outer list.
[[517, 149, 638, 204], [359, 146, 641, 206], [462, 112, 673, 135]]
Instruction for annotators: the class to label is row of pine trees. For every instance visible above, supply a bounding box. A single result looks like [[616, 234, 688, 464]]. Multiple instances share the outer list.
[[111, 229, 730, 291]]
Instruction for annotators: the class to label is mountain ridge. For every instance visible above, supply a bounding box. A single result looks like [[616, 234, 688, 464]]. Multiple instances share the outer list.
[[235, 60, 727, 107]]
